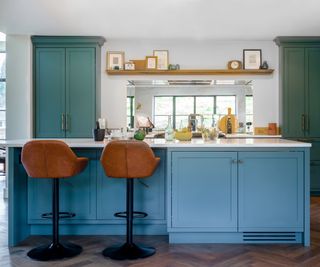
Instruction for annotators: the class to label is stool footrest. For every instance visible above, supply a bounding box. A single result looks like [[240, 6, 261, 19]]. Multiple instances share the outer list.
[[41, 212, 75, 219], [114, 211, 147, 219]]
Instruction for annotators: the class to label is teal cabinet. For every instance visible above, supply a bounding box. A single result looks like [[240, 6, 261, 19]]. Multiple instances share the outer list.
[[171, 152, 237, 230], [35, 48, 66, 138], [32, 36, 105, 138], [97, 149, 166, 222], [238, 152, 304, 231], [282, 47, 305, 138], [28, 150, 97, 222], [275, 37, 320, 194]]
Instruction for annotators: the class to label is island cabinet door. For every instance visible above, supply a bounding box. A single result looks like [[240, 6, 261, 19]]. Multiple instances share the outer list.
[[238, 152, 304, 232], [97, 149, 166, 222], [28, 150, 97, 221], [171, 152, 237, 230]]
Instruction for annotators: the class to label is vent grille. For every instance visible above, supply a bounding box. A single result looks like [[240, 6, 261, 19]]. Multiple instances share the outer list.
[[243, 232, 297, 242]]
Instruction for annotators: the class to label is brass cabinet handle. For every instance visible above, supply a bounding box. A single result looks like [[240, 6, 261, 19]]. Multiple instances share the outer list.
[[61, 114, 65, 131], [232, 159, 243, 164], [65, 114, 69, 131], [301, 114, 306, 132]]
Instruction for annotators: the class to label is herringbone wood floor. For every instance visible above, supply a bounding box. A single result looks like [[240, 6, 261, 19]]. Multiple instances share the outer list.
[[1, 190, 320, 266]]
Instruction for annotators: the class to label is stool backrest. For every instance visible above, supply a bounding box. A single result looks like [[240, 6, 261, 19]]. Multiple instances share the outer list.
[[100, 140, 160, 178], [22, 140, 81, 178]]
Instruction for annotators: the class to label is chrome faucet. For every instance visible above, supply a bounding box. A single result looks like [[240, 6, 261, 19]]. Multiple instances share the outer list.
[[188, 114, 204, 131]]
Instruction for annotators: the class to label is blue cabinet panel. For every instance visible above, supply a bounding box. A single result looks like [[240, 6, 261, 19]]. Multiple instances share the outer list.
[[97, 149, 166, 222], [171, 152, 237, 230], [35, 48, 65, 138], [238, 152, 304, 231], [66, 48, 96, 137], [28, 150, 97, 221]]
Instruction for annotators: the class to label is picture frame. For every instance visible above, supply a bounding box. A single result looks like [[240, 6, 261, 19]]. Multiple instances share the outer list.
[[243, 49, 262, 70], [124, 61, 135, 70], [145, 56, 158, 69], [153, 50, 169, 70], [107, 51, 125, 70]]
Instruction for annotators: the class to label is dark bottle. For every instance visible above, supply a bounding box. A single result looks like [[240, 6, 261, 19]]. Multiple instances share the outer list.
[[226, 117, 232, 134]]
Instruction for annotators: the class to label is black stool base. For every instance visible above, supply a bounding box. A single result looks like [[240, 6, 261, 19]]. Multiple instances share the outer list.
[[27, 242, 82, 261], [102, 242, 155, 260]]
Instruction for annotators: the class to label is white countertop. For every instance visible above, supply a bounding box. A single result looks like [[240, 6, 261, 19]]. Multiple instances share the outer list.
[[0, 138, 311, 148]]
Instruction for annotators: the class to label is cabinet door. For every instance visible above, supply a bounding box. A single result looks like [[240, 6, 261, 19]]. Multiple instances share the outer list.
[[97, 149, 166, 221], [306, 48, 320, 137], [282, 48, 305, 138], [28, 150, 97, 221], [66, 48, 96, 138], [171, 152, 237, 230], [35, 48, 66, 137], [238, 152, 304, 231]]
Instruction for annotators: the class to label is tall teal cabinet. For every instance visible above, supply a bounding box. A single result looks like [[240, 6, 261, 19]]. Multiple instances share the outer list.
[[32, 36, 105, 138], [275, 37, 320, 194]]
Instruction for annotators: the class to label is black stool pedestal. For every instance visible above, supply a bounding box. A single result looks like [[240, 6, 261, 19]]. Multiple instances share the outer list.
[[102, 179, 156, 260], [28, 179, 82, 261]]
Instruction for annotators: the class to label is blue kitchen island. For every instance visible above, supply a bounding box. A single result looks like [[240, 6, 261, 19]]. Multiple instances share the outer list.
[[3, 138, 311, 246]]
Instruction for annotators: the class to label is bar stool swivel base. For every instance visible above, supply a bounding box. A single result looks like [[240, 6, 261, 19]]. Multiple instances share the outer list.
[[27, 242, 82, 261], [103, 242, 155, 260]]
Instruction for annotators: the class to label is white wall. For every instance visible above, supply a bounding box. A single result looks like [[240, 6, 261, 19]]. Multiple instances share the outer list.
[[102, 39, 279, 128], [5, 37, 279, 138], [6, 35, 32, 139]]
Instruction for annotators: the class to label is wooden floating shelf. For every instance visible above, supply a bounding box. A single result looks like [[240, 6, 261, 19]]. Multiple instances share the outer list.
[[106, 69, 274, 76]]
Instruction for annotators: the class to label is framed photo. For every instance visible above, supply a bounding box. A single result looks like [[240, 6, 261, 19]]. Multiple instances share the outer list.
[[124, 62, 135, 70], [243, 49, 262, 69], [153, 50, 169, 70], [107, 51, 125, 70], [146, 56, 158, 69]]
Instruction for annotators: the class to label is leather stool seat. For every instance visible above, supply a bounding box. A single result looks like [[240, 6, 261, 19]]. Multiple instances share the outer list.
[[21, 140, 88, 261], [100, 140, 160, 260]]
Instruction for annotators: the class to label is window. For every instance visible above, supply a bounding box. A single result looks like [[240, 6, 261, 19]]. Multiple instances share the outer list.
[[154, 95, 236, 129], [0, 33, 6, 140], [127, 96, 135, 128]]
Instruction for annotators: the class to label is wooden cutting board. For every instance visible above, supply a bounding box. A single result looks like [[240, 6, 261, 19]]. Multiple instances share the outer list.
[[218, 108, 238, 133]]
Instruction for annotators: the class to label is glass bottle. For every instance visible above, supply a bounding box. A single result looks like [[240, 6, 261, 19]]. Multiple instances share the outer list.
[[165, 116, 174, 141]]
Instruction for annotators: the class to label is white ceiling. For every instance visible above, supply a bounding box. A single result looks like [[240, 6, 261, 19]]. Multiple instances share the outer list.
[[1, 0, 320, 40]]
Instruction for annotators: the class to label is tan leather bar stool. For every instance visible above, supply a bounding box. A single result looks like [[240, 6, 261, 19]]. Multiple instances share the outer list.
[[21, 140, 88, 261], [100, 140, 160, 260]]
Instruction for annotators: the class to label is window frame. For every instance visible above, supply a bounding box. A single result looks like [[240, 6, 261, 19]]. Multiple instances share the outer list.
[[127, 96, 135, 128], [154, 95, 236, 129]]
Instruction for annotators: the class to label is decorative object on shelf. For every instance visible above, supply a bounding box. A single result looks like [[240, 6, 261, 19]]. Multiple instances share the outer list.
[[243, 49, 262, 69], [145, 56, 158, 69], [260, 61, 269, 69], [153, 50, 169, 70], [134, 129, 146, 141], [107, 51, 125, 70], [130, 59, 146, 70], [227, 60, 242, 70], [124, 62, 135, 70], [168, 64, 180, 70]]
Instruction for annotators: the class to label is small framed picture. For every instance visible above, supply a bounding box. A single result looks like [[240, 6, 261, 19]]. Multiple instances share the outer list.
[[146, 56, 158, 69], [124, 62, 135, 70], [107, 51, 125, 70], [153, 50, 169, 70], [243, 49, 262, 69]]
